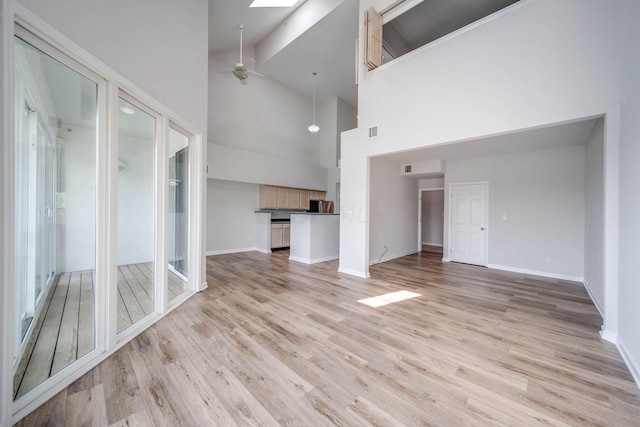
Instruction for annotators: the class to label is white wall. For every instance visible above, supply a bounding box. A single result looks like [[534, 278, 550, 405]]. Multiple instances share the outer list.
[[617, 0, 640, 385], [58, 125, 96, 272], [421, 190, 444, 246], [369, 156, 418, 264], [209, 48, 320, 162], [206, 179, 259, 255], [117, 134, 154, 266], [340, 0, 620, 276], [584, 119, 605, 314], [444, 144, 586, 279], [320, 97, 357, 204]]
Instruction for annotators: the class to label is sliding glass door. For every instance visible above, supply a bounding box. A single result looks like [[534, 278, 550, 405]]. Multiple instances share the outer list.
[[116, 95, 157, 333], [13, 33, 99, 399]]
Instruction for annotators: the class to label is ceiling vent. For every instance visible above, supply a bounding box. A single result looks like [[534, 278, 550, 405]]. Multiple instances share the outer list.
[[368, 125, 378, 139], [404, 164, 412, 173]]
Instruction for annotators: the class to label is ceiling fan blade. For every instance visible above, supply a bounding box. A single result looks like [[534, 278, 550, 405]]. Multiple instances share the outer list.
[[247, 69, 265, 79]]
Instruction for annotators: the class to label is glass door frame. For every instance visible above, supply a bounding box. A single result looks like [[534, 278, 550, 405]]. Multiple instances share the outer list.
[[10, 23, 109, 416], [110, 89, 167, 344]]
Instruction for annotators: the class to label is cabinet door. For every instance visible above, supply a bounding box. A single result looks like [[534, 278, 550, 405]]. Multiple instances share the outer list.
[[276, 187, 288, 209], [288, 188, 300, 209], [261, 185, 278, 209], [271, 224, 283, 248], [283, 224, 290, 247], [318, 191, 326, 200], [309, 190, 318, 200], [299, 190, 310, 211]]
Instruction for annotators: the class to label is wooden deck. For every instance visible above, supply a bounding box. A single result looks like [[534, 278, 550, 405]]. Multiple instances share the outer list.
[[15, 251, 640, 426], [13, 263, 186, 399]]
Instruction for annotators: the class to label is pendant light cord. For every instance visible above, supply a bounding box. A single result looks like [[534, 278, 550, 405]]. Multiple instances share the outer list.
[[312, 72, 317, 124]]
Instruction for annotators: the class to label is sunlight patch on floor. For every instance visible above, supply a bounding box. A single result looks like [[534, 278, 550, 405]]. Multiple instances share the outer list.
[[358, 290, 421, 308]]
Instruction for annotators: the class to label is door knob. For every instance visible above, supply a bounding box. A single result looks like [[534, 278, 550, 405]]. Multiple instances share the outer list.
[[480, 227, 485, 231]]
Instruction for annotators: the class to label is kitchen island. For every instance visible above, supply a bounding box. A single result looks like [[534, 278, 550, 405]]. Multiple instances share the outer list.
[[289, 213, 340, 264]]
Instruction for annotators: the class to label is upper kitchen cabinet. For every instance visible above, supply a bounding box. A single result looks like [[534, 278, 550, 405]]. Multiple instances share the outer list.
[[288, 188, 300, 210], [260, 185, 278, 209], [259, 185, 326, 210], [276, 187, 289, 208]]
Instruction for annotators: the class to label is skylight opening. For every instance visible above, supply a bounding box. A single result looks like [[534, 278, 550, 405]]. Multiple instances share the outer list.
[[249, 0, 298, 7], [358, 290, 421, 308]]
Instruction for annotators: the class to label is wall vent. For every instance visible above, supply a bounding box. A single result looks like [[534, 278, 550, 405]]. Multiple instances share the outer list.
[[404, 164, 412, 173], [368, 126, 378, 138]]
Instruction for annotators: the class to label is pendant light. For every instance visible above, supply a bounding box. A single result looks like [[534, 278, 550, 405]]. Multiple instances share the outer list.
[[308, 72, 320, 133]]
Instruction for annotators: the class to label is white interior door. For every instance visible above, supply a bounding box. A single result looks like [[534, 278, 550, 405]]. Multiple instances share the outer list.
[[450, 183, 487, 266]]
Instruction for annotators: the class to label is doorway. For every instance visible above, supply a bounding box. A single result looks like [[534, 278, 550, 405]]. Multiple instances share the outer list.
[[449, 182, 488, 266], [419, 189, 444, 254]]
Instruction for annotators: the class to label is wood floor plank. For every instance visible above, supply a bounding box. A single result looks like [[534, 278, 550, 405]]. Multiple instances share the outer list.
[[51, 271, 81, 375], [64, 384, 109, 427], [14, 251, 640, 426], [16, 273, 71, 397], [77, 270, 95, 358]]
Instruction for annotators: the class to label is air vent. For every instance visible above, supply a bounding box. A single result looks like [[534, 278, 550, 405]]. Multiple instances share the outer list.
[[404, 164, 412, 173], [368, 125, 378, 138]]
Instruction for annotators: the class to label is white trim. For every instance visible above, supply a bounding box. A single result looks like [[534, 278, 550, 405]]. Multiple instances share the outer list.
[[370, 249, 418, 265], [441, 257, 450, 262], [615, 339, 640, 389], [1, 0, 15, 424], [600, 329, 617, 344], [418, 187, 445, 192], [198, 282, 208, 292], [289, 255, 339, 265], [206, 247, 257, 256], [338, 267, 370, 278], [487, 264, 583, 283]]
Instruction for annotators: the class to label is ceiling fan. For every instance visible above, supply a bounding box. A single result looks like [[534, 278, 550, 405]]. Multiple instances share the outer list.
[[224, 24, 265, 85]]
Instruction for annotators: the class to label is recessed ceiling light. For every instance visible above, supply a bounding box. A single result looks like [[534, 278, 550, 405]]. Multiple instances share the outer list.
[[249, 0, 298, 7]]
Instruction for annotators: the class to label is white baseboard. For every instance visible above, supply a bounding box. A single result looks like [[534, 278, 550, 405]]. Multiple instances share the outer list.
[[369, 249, 418, 266], [600, 328, 617, 344], [442, 257, 450, 262], [206, 247, 257, 256], [487, 264, 583, 283], [421, 242, 443, 247], [198, 281, 208, 292], [289, 255, 339, 265], [617, 337, 640, 389], [338, 266, 370, 278], [582, 279, 604, 318]]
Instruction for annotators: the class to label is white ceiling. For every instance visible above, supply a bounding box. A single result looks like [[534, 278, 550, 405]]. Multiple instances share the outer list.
[[208, 0, 358, 106]]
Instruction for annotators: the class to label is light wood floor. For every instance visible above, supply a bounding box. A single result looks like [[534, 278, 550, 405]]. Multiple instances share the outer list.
[[15, 251, 640, 426], [13, 264, 186, 400]]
